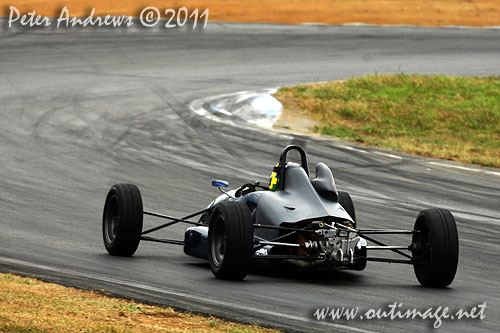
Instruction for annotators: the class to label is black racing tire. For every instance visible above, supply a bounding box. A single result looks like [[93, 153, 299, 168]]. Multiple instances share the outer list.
[[208, 201, 254, 280], [411, 208, 459, 288], [338, 191, 363, 269], [349, 245, 367, 271], [103, 183, 143, 257], [338, 191, 356, 228]]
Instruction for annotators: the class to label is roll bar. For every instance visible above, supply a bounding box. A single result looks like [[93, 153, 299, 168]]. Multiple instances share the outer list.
[[274, 145, 309, 191]]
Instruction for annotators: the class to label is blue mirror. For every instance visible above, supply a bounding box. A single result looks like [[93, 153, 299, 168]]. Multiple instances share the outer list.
[[212, 179, 229, 188]]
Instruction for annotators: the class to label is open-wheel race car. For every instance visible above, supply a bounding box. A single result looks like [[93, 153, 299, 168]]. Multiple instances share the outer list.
[[102, 145, 459, 287]]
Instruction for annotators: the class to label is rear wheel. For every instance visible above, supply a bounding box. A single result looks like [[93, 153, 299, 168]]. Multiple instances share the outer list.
[[208, 201, 254, 280], [103, 183, 143, 256], [338, 191, 365, 269], [338, 191, 356, 228], [411, 208, 459, 287], [349, 245, 367, 271]]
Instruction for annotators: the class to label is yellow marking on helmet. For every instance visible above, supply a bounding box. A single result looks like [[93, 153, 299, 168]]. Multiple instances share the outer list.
[[269, 172, 278, 190], [269, 163, 280, 191]]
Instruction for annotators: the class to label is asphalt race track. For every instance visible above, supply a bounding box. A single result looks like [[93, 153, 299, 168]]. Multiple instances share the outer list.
[[1, 22, 500, 332]]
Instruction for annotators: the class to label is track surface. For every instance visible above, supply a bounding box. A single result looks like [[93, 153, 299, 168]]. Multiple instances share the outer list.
[[1, 22, 500, 332]]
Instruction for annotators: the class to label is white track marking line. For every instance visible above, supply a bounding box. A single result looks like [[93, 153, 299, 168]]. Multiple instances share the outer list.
[[191, 103, 292, 139], [340, 146, 369, 154], [0, 257, 376, 333], [428, 162, 481, 172], [373, 152, 403, 160], [486, 171, 500, 177]]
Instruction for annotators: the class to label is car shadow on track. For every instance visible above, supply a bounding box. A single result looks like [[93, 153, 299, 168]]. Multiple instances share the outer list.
[[253, 261, 365, 285], [186, 260, 365, 286]]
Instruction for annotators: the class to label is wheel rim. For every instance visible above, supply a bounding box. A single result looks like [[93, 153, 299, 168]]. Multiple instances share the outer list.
[[211, 216, 226, 267], [412, 222, 431, 268], [104, 195, 119, 244]]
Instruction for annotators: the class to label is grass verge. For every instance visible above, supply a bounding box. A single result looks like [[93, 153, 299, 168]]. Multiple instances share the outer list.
[[0, 273, 276, 333], [274, 74, 500, 168]]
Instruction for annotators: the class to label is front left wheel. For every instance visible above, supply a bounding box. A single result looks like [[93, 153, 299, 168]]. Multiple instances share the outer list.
[[103, 183, 143, 256], [208, 201, 254, 280]]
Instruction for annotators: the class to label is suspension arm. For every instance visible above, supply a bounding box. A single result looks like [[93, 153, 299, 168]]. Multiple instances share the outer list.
[[142, 208, 209, 235]]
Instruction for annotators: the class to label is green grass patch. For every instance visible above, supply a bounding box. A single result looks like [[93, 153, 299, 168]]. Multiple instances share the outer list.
[[274, 74, 500, 167]]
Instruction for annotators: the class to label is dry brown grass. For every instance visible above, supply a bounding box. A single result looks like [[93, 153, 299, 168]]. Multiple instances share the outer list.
[[0, 273, 276, 333], [1, 0, 500, 27]]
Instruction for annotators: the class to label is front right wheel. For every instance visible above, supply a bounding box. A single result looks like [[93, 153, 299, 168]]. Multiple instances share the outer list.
[[411, 208, 459, 288], [208, 201, 254, 280]]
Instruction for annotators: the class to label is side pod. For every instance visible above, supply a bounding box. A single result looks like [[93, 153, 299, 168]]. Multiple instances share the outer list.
[[183, 226, 209, 259]]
